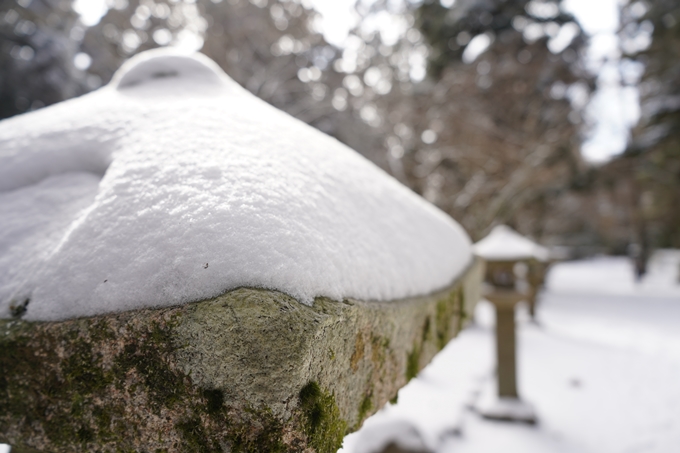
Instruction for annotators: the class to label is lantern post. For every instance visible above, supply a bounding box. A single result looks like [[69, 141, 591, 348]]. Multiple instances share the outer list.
[[473, 225, 549, 423]]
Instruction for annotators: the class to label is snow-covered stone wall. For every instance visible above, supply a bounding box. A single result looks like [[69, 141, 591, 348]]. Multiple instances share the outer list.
[[0, 49, 472, 321]]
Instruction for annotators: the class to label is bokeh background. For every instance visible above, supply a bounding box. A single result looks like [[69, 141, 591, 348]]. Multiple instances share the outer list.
[[1, 0, 678, 272], [2, 2, 680, 452]]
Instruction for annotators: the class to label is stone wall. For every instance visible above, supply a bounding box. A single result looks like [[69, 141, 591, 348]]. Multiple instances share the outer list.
[[0, 258, 483, 453]]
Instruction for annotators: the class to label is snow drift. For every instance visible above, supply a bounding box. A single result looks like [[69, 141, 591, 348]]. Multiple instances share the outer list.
[[0, 49, 472, 321]]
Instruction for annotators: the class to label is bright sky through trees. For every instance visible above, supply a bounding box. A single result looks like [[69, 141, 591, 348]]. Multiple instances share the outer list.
[[72, 0, 636, 163]]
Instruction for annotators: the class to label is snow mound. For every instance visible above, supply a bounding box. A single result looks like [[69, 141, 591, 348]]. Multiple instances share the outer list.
[[0, 49, 472, 321], [112, 49, 230, 90], [473, 225, 548, 261]]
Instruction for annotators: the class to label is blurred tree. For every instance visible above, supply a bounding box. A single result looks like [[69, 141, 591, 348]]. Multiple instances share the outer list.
[[199, 0, 389, 167], [628, 0, 680, 250], [586, 0, 680, 272], [80, 0, 203, 89], [200, 0, 328, 116], [413, 0, 592, 241], [0, 0, 85, 119], [6, 0, 651, 257], [335, 0, 592, 241], [78, 0, 387, 166]]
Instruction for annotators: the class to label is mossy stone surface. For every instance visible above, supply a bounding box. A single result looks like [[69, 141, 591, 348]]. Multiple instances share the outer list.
[[0, 258, 483, 452]]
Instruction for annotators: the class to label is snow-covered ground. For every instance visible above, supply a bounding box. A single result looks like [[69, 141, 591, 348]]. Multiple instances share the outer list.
[[341, 251, 680, 453]]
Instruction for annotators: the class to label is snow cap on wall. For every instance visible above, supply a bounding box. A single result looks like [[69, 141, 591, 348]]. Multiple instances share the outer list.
[[473, 225, 548, 261], [0, 49, 472, 321], [111, 49, 232, 90]]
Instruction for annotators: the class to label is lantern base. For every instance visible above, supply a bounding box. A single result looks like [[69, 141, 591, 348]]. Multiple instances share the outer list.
[[477, 396, 537, 424]]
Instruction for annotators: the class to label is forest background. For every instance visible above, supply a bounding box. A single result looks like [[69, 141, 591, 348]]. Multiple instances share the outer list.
[[1, 0, 678, 274]]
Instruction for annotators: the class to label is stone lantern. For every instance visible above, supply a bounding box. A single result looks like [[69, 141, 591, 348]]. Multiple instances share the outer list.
[[473, 225, 548, 423]]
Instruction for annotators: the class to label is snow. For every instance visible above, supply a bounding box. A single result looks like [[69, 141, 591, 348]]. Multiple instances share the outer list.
[[350, 419, 430, 453], [0, 49, 472, 321], [473, 225, 549, 261], [547, 253, 680, 298], [341, 252, 680, 453]]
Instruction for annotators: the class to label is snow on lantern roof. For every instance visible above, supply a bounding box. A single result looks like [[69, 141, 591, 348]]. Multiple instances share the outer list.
[[0, 49, 472, 321], [473, 225, 549, 262]]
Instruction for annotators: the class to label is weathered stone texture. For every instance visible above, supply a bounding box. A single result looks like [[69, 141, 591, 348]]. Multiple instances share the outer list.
[[0, 258, 483, 452]]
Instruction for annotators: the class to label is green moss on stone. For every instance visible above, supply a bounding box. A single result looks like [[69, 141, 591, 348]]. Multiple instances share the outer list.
[[419, 317, 429, 344], [458, 288, 467, 329], [7, 445, 44, 453], [0, 331, 40, 422], [298, 381, 346, 453], [370, 334, 389, 369], [63, 337, 111, 395], [406, 343, 421, 382], [357, 392, 373, 423], [0, 317, 194, 450], [435, 288, 462, 351], [176, 417, 218, 453], [88, 319, 116, 343], [112, 322, 187, 410], [405, 317, 432, 382]]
